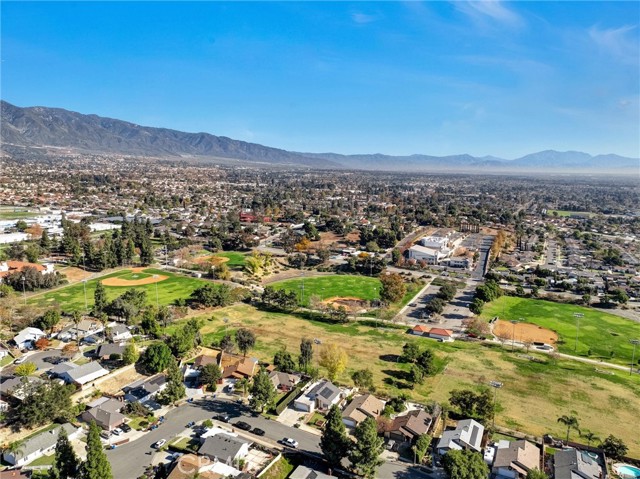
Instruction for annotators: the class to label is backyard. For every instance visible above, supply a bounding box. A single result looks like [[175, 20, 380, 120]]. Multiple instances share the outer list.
[[480, 296, 639, 365]]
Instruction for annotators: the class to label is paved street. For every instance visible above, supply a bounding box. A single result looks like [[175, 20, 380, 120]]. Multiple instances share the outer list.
[[107, 397, 426, 478]]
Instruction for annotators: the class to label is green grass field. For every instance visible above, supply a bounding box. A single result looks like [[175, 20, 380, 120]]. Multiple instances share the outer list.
[[270, 274, 381, 306], [481, 296, 639, 365], [214, 251, 247, 268], [0, 210, 40, 220], [167, 303, 640, 456], [31, 268, 208, 311], [547, 209, 595, 218]]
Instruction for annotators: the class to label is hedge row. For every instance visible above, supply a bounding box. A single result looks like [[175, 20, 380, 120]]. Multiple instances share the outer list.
[[272, 380, 309, 415]]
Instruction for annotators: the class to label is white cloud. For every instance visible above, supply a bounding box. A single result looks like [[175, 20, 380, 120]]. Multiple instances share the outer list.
[[588, 25, 638, 64], [455, 0, 523, 28]]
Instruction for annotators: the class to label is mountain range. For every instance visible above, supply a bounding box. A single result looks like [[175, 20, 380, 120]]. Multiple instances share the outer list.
[[1, 100, 637, 174]]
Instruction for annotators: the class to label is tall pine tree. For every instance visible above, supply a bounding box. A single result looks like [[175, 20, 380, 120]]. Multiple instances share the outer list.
[[82, 421, 113, 479], [93, 281, 107, 316], [320, 404, 351, 468], [349, 417, 384, 479], [54, 427, 79, 479], [157, 359, 185, 405], [249, 368, 276, 412]]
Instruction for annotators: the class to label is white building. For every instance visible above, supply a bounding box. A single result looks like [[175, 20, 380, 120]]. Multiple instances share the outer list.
[[13, 327, 46, 350], [437, 418, 484, 455], [58, 362, 109, 386], [420, 236, 449, 249], [2, 423, 81, 466], [407, 245, 451, 264]]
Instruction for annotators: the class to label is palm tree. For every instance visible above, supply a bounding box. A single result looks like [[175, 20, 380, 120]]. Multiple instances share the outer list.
[[581, 431, 599, 447], [557, 415, 580, 443], [71, 310, 82, 346], [235, 378, 250, 399]]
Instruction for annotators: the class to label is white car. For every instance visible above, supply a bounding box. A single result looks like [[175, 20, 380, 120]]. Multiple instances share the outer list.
[[14, 357, 27, 364], [112, 428, 123, 436], [282, 438, 298, 448], [153, 439, 166, 449]]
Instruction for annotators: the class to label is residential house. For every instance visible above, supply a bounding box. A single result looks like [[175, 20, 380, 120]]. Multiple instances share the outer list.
[[554, 448, 607, 479], [289, 466, 333, 479], [166, 453, 246, 479], [0, 376, 44, 402], [0, 261, 55, 280], [428, 328, 454, 342], [219, 351, 259, 380], [94, 343, 126, 360], [123, 374, 167, 404], [342, 393, 385, 428], [193, 354, 219, 369], [492, 440, 541, 479], [57, 361, 109, 386], [198, 433, 251, 464], [436, 419, 484, 455], [109, 323, 133, 342], [294, 380, 342, 412], [1, 423, 80, 466], [269, 371, 302, 392], [384, 409, 433, 444], [81, 397, 126, 431], [59, 319, 103, 342], [13, 327, 45, 350]]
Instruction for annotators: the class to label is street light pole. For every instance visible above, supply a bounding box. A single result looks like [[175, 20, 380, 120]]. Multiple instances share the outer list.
[[489, 381, 503, 429], [630, 339, 640, 375], [153, 275, 160, 307], [21, 276, 26, 306], [82, 279, 88, 314], [573, 313, 584, 353]]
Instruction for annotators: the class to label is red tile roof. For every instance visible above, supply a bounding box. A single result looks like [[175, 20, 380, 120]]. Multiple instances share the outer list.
[[429, 328, 452, 336]]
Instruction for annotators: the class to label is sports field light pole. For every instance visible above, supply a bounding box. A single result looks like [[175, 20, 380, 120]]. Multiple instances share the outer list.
[[153, 275, 159, 307], [510, 320, 520, 352], [630, 339, 640, 375], [573, 313, 584, 353], [21, 276, 26, 306], [489, 381, 503, 429], [82, 279, 88, 314]]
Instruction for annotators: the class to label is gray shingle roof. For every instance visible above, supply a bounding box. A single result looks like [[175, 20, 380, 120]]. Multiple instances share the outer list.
[[198, 434, 249, 462], [13, 423, 78, 461]]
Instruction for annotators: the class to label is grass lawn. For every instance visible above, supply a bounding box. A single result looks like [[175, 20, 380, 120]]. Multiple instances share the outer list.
[[261, 456, 295, 479], [169, 436, 200, 452], [30, 268, 208, 312], [270, 274, 381, 307], [169, 303, 640, 456], [0, 355, 14, 367], [0, 209, 40, 220], [547, 209, 595, 218], [214, 251, 248, 268], [126, 416, 151, 431], [480, 296, 639, 365], [25, 453, 54, 467]]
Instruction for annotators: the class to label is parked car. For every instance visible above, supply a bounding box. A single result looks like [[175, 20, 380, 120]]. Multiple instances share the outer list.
[[235, 421, 251, 431], [409, 302, 417, 307], [214, 414, 230, 423], [153, 439, 166, 449], [112, 428, 123, 436], [100, 431, 111, 440], [120, 424, 132, 433], [251, 428, 265, 436], [186, 421, 196, 428], [14, 357, 27, 364], [282, 438, 299, 448]]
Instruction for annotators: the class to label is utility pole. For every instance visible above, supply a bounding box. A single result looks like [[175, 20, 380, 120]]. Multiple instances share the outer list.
[[510, 320, 520, 352], [489, 381, 503, 429], [573, 313, 584, 353]]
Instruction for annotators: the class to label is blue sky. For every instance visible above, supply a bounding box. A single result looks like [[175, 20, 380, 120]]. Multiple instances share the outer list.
[[2, 1, 639, 158]]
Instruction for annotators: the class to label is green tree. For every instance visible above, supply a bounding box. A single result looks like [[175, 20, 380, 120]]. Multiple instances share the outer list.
[[437, 283, 457, 302], [413, 434, 432, 464], [54, 427, 79, 479], [200, 363, 222, 390], [36, 309, 61, 334], [219, 333, 235, 353], [249, 368, 277, 412], [321, 404, 352, 468], [122, 344, 139, 365], [349, 417, 384, 478], [424, 298, 445, 315], [581, 431, 600, 447], [139, 342, 173, 374], [299, 338, 313, 371], [409, 364, 426, 385], [93, 281, 107, 315], [140, 308, 162, 338], [157, 359, 185, 405], [526, 469, 549, 479], [351, 369, 374, 391], [401, 342, 420, 363], [15, 362, 37, 376], [416, 349, 435, 375], [25, 243, 41, 263], [273, 348, 296, 372], [40, 230, 52, 253], [82, 421, 113, 479], [14, 380, 74, 428], [599, 435, 627, 460], [379, 272, 406, 304], [189, 283, 232, 307], [235, 328, 256, 357], [557, 415, 580, 443], [469, 298, 484, 315], [449, 389, 494, 422], [442, 450, 489, 479]]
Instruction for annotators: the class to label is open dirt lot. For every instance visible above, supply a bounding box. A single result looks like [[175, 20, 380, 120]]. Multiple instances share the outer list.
[[494, 319, 558, 344], [322, 296, 369, 311], [191, 255, 229, 266]]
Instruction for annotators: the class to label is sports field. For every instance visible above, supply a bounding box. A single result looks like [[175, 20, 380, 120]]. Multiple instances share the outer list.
[[481, 296, 639, 365], [214, 252, 247, 268], [270, 274, 381, 307], [168, 303, 640, 456], [31, 268, 207, 311]]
